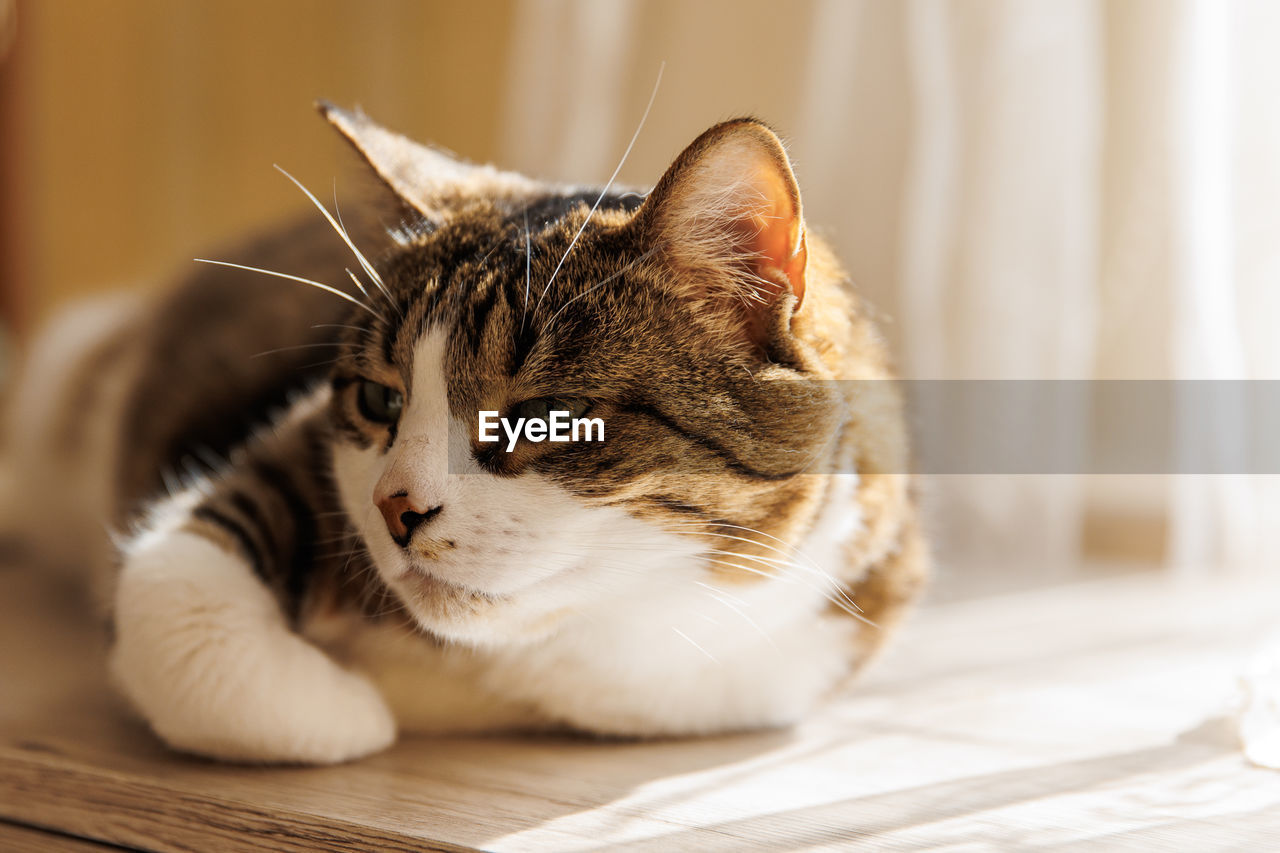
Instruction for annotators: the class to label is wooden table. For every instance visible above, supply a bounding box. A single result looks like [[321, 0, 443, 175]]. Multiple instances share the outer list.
[[3, 560, 1279, 851]]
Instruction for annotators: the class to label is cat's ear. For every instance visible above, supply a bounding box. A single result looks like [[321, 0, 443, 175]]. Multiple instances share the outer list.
[[318, 101, 534, 224], [638, 118, 808, 347]]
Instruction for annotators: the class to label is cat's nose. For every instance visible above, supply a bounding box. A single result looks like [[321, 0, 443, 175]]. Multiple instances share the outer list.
[[376, 492, 442, 548]]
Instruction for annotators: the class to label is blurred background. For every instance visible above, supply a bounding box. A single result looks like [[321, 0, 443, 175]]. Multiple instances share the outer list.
[[1, 0, 1277, 597]]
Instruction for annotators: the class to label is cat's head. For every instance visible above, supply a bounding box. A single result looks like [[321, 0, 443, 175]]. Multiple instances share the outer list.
[[322, 104, 844, 647]]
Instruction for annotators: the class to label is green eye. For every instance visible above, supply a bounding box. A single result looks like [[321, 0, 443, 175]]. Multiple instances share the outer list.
[[357, 380, 404, 424], [512, 397, 591, 422]]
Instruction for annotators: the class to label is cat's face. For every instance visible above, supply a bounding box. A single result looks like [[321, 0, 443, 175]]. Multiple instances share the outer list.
[[323, 106, 840, 646]]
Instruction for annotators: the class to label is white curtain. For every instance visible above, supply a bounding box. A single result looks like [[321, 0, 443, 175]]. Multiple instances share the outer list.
[[500, 0, 1280, 587]]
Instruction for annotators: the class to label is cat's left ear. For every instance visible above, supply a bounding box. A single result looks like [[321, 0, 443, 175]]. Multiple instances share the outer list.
[[638, 118, 808, 346], [318, 101, 534, 224]]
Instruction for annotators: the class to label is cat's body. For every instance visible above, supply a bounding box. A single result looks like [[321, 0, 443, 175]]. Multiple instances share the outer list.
[[2, 106, 926, 763]]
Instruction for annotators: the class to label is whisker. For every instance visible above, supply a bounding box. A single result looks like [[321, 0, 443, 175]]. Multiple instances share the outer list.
[[345, 267, 374, 304], [331, 185, 379, 307], [313, 532, 360, 546], [546, 532, 864, 627], [194, 258, 385, 321], [663, 519, 861, 612], [696, 580, 748, 607], [251, 342, 358, 359], [312, 323, 369, 334], [535, 61, 664, 313], [273, 164, 401, 316], [667, 524, 824, 573], [340, 507, 377, 580], [477, 233, 507, 269], [665, 518, 817, 555], [694, 581, 777, 649], [287, 350, 359, 370], [697, 536, 862, 615], [671, 626, 719, 665], [680, 528, 861, 609], [701, 555, 875, 627]]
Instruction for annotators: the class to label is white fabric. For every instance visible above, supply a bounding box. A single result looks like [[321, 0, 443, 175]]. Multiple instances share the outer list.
[[499, 0, 1280, 581]]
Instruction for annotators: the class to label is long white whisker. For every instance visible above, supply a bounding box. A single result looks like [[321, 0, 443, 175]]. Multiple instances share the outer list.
[[696, 542, 862, 617], [698, 539, 862, 615], [332, 186, 376, 306], [536, 62, 664, 313], [671, 526, 833, 578], [694, 581, 777, 649], [296, 356, 347, 370], [345, 267, 373, 303], [665, 520, 862, 613], [331, 179, 353, 246], [701, 555, 876, 627], [701, 540, 834, 576], [667, 518, 831, 572], [276, 164, 381, 287], [695, 580, 748, 607], [193, 259, 385, 321], [705, 546, 863, 616], [703, 522, 831, 570], [273, 164, 400, 315], [671, 627, 719, 665], [251, 342, 357, 359], [312, 323, 369, 334]]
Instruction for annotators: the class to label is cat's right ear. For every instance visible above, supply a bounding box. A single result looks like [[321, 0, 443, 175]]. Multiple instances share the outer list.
[[636, 118, 808, 351], [318, 101, 534, 224]]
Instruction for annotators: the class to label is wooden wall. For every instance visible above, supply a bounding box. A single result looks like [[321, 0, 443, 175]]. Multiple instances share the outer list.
[[0, 0, 518, 336]]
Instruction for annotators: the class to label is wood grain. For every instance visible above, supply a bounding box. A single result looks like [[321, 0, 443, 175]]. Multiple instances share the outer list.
[[0, 820, 129, 853], [2, 559, 1278, 850]]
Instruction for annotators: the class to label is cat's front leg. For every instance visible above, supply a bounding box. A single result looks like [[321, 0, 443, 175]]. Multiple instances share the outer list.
[[110, 394, 396, 764], [111, 522, 395, 764]]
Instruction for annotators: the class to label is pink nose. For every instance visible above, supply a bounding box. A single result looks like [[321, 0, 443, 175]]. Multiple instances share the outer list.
[[376, 492, 442, 547]]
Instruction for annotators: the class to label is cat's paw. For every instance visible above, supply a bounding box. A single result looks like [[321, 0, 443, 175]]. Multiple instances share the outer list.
[[111, 530, 396, 764]]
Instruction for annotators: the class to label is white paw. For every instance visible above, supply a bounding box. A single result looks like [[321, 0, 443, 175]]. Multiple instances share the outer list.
[[111, 531, 396, 764]]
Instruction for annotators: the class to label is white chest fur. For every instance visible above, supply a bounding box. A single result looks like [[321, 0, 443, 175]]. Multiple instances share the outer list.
[[317, 473, 866, 738], [478, 474, 866, 736]]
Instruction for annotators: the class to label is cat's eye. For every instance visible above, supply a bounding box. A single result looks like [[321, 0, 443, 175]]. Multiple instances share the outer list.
[[511, 396, 591, 423], [357, 380, 404, 424]]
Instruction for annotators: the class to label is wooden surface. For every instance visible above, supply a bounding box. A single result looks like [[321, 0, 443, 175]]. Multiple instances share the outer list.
[[2, 560, 1279, 852], [0, 820, 125, 852]]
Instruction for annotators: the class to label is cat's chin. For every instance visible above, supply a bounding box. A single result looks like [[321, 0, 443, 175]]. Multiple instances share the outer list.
[[391, 567, 569, 648]]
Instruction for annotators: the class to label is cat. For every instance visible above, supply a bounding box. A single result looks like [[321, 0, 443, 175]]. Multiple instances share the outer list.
[[0, 103, 927, 764]]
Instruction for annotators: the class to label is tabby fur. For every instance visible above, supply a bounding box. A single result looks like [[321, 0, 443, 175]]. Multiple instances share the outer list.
[[0, 104, 927, 763]]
